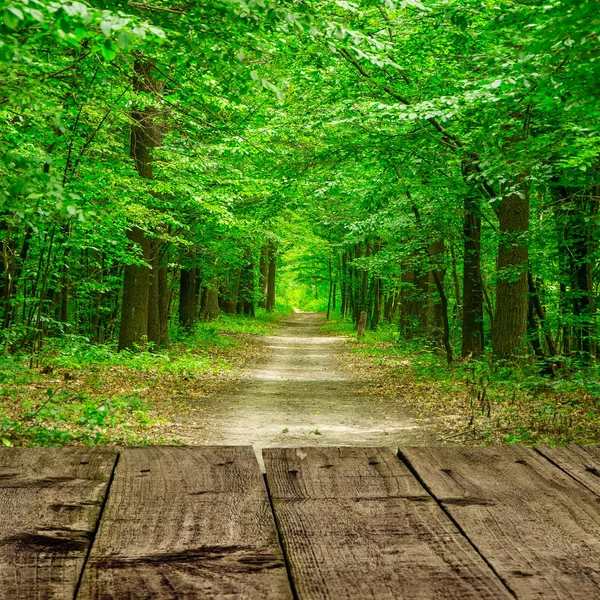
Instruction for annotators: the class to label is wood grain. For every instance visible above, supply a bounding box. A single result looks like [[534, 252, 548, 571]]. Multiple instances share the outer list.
[[401, 445, 600, 600], [77, 446, 292, 599], [536, 444, 600, 497], [264, 446, 512, 600], [0, 446, 117, 600]]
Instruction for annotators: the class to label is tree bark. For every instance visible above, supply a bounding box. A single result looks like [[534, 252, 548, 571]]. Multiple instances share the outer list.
[[118, 58, 163, 351], [237, 257, 255, 316], [179, 258, 197, 332], [357, 310, 367, 337], [492, 185, 530, 358], [461, 194, 484, 358], [158, 263, 170, 345], [259, 245, 269, 309], [118, 226, 151, 351], [147, 240, 161, 345], [266, 243, 276, 312], [203, 282, 220, 321]]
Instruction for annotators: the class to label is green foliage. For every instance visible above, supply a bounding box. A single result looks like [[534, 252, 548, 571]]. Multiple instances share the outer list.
[[0, 386, 155, 446]]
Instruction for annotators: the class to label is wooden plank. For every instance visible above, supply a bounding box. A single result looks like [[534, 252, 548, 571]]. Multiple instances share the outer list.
[[401, 445, 600, 600], [536, 444, 600, 497], [0, 447, 117, 600], [77, 446, 292, 599], [264, 446, 512, 600]]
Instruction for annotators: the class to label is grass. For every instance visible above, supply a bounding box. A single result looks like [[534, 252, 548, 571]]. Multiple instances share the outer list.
[[0, 311, 281, 447], [322, 317, 600, 446]]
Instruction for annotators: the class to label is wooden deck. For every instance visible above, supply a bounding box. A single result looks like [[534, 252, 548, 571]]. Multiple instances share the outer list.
[[0, 445, 599, 599]]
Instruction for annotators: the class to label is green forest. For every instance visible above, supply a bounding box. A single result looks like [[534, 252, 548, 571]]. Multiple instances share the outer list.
[[0, 0, 599, 448]]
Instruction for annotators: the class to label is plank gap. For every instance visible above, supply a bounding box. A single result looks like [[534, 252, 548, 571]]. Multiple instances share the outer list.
[[73, 450, 121, 600], [396, 448, 519, 600], [263, 472, 299, 600], [534, 445, 600, 498]]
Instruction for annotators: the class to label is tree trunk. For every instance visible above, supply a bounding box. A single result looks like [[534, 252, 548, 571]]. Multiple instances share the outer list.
[[147, 240, 161, 346], [492, 185, 530, 358], [179, 261, 197, 332], [237, 258, 255, 316], [361, 241, 370, 323], [357, 310, 367, 337], [326, 259, 333, 319], [259, 245, 268, 308], [118, 226, 151, 351], [461, 194, 484, 358], [266, 243, 276, 312], [353, 243, 362, 324], [203, 283, 220, 321], [340, 252, 348, 318], [371, 278, 382, 331], [118, 59, 163, 351], [158, 263, 170, 345], [427, 239, 446, 342]]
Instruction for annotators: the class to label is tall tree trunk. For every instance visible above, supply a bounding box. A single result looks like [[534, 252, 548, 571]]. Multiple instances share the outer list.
[[340, 252, 348, 318], [461, 194, 484, 358], [259, 245, 269, 309], [203, 282, 220, 321], [371, 277, 382, 331], [427, 239, 446, 343], [492, 185, 530, 358], [118, 227, 151, 350], [361, 240, 371, 322], [179, 257, 197, 332], [118, 59, 163, 351], [353, 243, 362, 324], [147, 240, 161, 345], [326, 259, 333, 320], [237, 257, 255, 316], [158, 262, 170, 345], [266, 243, 276, 312], [400, 267, 417, 336]]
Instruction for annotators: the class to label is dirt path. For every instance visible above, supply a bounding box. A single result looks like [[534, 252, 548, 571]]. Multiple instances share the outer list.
[[165, 312, 428, 466]]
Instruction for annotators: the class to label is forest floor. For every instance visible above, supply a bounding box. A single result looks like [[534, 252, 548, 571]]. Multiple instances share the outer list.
[[151, 312, 430, 464], [3, 311, 596, 451]]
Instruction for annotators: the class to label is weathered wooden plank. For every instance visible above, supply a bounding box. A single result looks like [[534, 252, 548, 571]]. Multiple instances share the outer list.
[[536, 444, 600, 497], [401, 445, 600, 600], [264, 446, 512, 600], [0, 446, 118, 600], [77, 446, 292, 599]]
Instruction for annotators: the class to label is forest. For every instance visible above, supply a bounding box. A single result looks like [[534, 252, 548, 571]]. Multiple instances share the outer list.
[[0, 0, 599, 447]]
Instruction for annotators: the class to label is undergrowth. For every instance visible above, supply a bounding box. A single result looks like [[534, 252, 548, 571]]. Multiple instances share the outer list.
[[0, 311, 280, 447], [322, 318, 600, 445]]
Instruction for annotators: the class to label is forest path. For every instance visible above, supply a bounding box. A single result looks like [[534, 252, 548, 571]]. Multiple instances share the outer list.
[[167, 312, 428, 467]]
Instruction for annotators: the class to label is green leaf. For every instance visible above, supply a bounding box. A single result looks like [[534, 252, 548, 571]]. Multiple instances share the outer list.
[[117, 31, 132, 50], [8, 6, 23, 20], [100, 19, 111, 37], [149, 25, 165, 39], [3, 7, 22, 29], [26, 8, 44, 22], [101, 39, 116, 61], [1, 438, 12, 447]]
